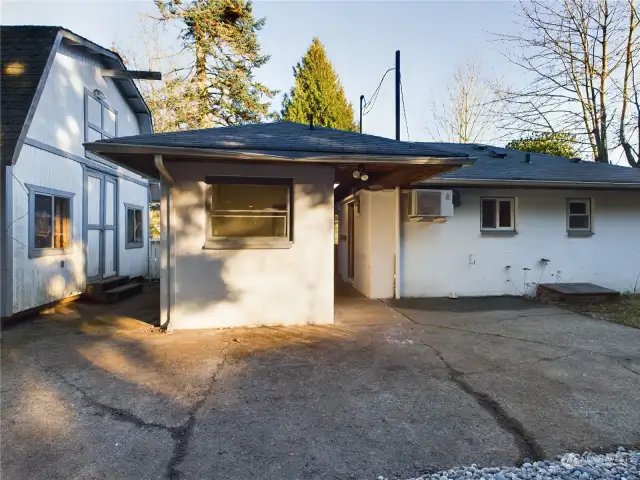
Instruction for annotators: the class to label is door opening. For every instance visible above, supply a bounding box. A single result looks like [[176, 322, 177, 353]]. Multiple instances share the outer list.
[[347, 201, 355, 281]]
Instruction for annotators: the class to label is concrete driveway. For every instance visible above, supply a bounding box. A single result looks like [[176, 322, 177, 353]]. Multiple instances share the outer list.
[[2, 286, 639, 480]]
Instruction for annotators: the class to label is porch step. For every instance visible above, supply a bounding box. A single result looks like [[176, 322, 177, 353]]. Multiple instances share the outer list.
[[85, 281, 144, 304], [85, 276, 130, 295]]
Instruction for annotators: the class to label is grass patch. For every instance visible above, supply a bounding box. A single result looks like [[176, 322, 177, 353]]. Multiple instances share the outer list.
[[567, 294, 640, 329]]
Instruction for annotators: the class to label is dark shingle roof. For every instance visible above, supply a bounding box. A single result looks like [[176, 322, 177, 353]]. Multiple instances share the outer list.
[[1, 26, 60, 164], [421, 143, 640, 186], [92, 122, 468, 158]]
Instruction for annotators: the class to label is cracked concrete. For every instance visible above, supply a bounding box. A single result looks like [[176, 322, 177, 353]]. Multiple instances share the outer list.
[[2, 290, 639, 479]]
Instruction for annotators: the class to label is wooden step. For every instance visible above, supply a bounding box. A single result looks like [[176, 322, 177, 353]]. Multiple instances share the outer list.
[[85, 276, 130, 295], [91, 282, 144, 304]]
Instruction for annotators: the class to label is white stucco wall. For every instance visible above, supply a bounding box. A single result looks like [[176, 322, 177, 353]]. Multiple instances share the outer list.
[[341, 187, 640, 299], [163, 161, 335, 330], [8, 42, 149, 314]]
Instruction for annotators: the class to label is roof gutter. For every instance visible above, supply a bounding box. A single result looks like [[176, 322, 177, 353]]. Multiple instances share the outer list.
[[85, 142, 475, 167], [421, 178, 640, 190]]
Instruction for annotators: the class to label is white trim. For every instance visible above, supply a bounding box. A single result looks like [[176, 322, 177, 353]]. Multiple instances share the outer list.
[[480, 197, 516, 232]]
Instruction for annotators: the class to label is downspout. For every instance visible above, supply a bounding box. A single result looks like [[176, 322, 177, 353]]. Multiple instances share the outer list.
[[394, 186, 401, 299], [154, 154, 174, 328]]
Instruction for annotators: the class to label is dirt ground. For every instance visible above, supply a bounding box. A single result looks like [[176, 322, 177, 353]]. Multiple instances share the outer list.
[[2, 285, 639, 480]]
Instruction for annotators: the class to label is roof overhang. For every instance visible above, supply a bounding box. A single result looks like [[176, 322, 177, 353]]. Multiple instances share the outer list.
[[84, 141, 475, 200], [421, 178, 640, 190]]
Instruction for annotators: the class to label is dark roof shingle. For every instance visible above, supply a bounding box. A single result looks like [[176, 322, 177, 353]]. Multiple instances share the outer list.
[[1, 26, 60, 164], [93, 122, 468, 158], [421, 142, 640, 186]]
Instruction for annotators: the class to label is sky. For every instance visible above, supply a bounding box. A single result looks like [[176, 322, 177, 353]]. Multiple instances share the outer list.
[[2, 0, 524, 143]]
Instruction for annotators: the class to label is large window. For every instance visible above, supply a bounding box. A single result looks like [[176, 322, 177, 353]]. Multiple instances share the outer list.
[[567, 199, 592, 235], [85, 89, 117, 149], [125, 204, 144, 249], [481, 197, 515, 233], [205, 177, 292, 248], [27, 185, 74, 258]]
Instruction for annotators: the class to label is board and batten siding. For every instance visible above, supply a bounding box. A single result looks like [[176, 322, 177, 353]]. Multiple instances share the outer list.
[[11, 145, 85, 312], [161, 161, 335, 330], [9, 41, 148, 314], [341, 188, 640, 299], [118, 178, 149, 278]]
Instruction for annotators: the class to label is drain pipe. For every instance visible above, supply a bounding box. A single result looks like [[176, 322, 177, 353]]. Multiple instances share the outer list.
[[394, 186, 401, 299], [154, 154, 174, 328]]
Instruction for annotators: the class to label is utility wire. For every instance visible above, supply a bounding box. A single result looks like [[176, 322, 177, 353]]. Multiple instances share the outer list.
[[400, 79, 410, 141], [363, 67, 395, 116]]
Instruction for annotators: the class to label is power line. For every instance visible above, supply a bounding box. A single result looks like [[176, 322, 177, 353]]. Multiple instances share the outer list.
[[363, 67, 395, 116], [400, 79, 410, 141]]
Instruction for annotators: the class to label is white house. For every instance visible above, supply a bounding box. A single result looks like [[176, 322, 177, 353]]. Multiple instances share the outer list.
[[337, 144, 640, 299], [1, 26, 158, 318], [84, 121, 472, 329]]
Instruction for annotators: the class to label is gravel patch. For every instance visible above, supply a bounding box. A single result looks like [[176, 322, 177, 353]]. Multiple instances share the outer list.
[[400, 448, 639, 480]]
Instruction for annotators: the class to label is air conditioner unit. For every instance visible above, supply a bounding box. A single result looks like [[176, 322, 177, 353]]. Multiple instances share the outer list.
[[409, 190, 454, 217]]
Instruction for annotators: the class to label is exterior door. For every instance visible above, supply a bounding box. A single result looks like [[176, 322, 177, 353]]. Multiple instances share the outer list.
[[85, 170, 117, 281]]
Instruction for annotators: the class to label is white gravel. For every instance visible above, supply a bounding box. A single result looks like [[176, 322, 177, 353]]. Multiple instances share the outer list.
[[400, 448, 639, 480]]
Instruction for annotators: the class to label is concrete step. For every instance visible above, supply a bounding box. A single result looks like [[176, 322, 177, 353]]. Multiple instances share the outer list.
[[85, 276, 130, 295], [89, 282, 144, 304]]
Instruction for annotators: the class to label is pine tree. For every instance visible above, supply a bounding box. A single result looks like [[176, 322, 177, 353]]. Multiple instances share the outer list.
[[281, 38, 356, 131], [155, 0, 277, 128]]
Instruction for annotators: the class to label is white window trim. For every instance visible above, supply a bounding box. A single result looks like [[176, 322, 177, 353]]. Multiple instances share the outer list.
[[480, 197, 516, 233], [204, 177, 293, 250], [26, 184, 75, 258], [567, 198, 593, 235], [124, 203, 144, 249]]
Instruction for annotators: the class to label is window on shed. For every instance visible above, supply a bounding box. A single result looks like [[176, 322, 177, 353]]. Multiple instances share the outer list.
[[567, 199, 591, 231], [126, 206, 143, 248], [85, 90, 117, 154], [29, 186, 74, 258], [481, 198, 515, 231]]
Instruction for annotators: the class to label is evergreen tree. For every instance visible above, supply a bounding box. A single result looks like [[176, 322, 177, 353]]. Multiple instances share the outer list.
[[281, 38, 356, 131], [506, 132, 577, 158], [155, 0, 277, 128]]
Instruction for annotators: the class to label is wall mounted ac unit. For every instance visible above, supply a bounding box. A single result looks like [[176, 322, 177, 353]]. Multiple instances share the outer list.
[[409, 190, 454, 217]]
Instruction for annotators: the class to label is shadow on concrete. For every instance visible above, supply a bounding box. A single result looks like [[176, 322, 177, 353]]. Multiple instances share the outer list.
[[386, 295, 550, 313]]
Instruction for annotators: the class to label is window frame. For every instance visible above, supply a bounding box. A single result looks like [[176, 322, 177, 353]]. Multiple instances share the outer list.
[[84, 88, 118, 159], [204, 176, 294, 250], [480, 197, 516, 234], [566, 198, 593, 236], [124, 203, 145, 249], [26, 184, 75, 258]]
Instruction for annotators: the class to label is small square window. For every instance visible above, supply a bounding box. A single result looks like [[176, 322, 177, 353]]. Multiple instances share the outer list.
[[85, 90, 117, 158], [28, 185, 74, 258], [481, 197, 515, 233], [567, 199, 592, 233], [125, 205, 144, 249]]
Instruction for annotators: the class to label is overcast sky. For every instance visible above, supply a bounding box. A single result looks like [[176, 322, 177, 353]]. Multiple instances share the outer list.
[[3, 0, 525, 144]]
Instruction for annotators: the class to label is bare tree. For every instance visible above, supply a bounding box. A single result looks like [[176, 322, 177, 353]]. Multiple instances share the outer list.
[[495, 0, 639, 165], [425, 61, 498, 144], [115, 18, 202, 133]]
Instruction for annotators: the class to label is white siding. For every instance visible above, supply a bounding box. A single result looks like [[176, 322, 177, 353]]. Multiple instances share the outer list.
[[27, 42, 142, 177], [163, 161, 335, 330], [341, 188, 640, 298], [118, 178, 149, 278], [11, 145, 85, 313], [8, 42, 149, 314]]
